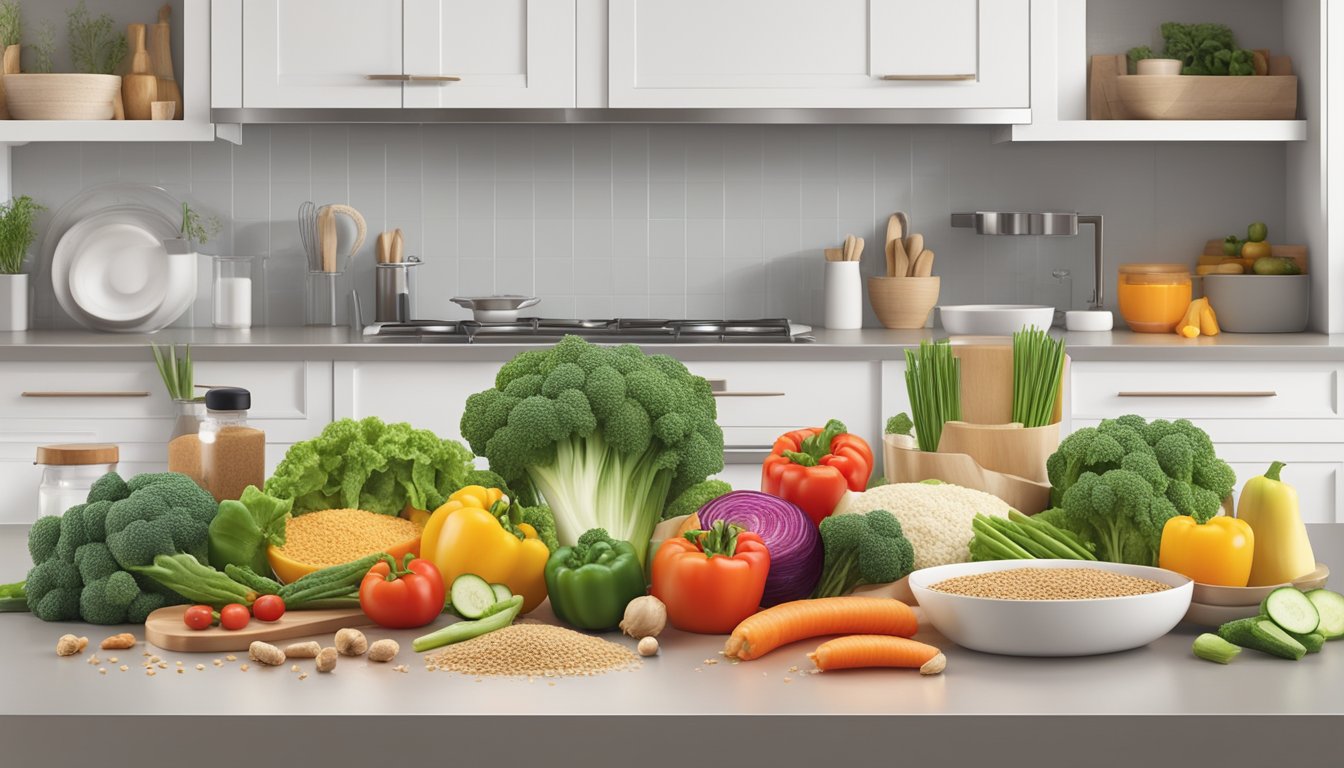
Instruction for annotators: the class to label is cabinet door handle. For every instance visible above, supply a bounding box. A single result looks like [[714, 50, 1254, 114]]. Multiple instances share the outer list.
[[881, 74, 976, 81], [22, 391, 150, 398], [724, 447, 774, 465], [1117, 391, 1278, 398], [366, 74, 462, 83], [703, 378, 785, 398]]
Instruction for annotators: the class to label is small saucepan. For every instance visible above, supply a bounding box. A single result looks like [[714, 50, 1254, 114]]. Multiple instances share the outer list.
[[451, 295, 541, 323]]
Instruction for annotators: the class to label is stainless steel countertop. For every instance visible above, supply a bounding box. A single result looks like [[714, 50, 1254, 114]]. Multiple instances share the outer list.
[[2, 327, 1344, 362]]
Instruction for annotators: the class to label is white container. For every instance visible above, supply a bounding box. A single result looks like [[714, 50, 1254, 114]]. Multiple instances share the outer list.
[[908, 559, 1193, 657], [939, 304, 1056, 335], [212, 256, 253, 329], [823, 261, 862, 329], [36, 444, 119, 519], [0, 273, 27, 331]]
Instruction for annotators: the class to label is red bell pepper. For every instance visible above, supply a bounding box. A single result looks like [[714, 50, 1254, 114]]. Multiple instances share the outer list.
[[359, 554, 446, 629], [651, 520, 770, 634], [761, 419, 874, 526]]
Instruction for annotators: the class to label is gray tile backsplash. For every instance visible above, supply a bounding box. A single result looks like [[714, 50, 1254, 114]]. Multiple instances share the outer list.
[[13, 125, 1287, 329]]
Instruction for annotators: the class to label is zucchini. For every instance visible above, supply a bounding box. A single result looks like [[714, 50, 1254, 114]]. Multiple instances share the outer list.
[[450, 574, 497, 620], [1261, 587, 1320, 634], [1282, 629, 1326, 654], [1218, 617, 1307, 661], [490, 583, 513, 603], [1306, 589, 1344, 639], [1192, 633, 1241, 664]]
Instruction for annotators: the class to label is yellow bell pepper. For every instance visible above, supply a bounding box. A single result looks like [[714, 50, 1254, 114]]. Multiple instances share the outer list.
[[1237, 462, 1317, 586], [1159, 515, 1255, 587], [420, 485, 549, 612]]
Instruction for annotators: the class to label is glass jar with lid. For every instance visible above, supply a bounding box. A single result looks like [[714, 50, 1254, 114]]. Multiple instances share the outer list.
[[36, 443, 119, 519], [169, 387, 266, 502], [1117, 263, 1193, 333]]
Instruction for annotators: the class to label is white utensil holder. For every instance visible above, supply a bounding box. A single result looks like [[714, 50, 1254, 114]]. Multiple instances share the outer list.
[[824, 261, 862, 329]]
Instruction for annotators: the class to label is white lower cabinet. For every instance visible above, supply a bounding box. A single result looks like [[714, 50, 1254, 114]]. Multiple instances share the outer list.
[[334, 361, 499, 450]]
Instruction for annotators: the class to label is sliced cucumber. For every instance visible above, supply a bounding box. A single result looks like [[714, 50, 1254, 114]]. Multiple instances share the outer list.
[[490, 583, 513, 603], [1261, 587, 1320, 634], [1306, 589, 1344, 640], [450, 574, 497, 620]]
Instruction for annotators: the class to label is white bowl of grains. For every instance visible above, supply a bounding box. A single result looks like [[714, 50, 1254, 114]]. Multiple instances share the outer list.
[[908, 560, 1193, 657]]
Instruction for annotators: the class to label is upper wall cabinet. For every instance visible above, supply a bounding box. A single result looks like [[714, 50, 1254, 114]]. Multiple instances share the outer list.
[[236, 0, 575, 109], [606, 0, 1029, 109]]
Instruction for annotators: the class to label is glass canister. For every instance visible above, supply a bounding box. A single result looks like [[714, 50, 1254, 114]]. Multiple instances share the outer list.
[[212, 256, 253, 329], [1117, 263, 1193, 333], [36, 444, 119, 519], [172, 387, 266, 502]]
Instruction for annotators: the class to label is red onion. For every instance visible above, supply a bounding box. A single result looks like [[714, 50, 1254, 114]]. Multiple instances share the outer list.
[[697, 490, 822, 606]]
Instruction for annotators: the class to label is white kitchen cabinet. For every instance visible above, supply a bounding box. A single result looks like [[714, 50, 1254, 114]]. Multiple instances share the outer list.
[[238, 0, 574, 109], [334, 361, 498, 449], [607, 0, 1029, 109]]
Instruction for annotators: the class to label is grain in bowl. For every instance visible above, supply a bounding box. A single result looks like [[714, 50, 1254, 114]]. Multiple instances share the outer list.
[[929, 567, 1173, 601]]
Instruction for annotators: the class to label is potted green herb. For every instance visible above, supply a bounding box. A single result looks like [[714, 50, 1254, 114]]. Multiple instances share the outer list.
[[150, 343, 204, 444], [0, 195, 42, 332]]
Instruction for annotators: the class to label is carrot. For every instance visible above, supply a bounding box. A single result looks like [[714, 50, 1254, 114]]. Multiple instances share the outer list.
[[808, 635, 946, 675], [723, 596, 917, 661]]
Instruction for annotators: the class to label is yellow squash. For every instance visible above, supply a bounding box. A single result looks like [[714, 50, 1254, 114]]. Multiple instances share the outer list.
[[1236, 462, 1317, 586], [1159, 515, 1254, 587], [420, 485, 549, 612]]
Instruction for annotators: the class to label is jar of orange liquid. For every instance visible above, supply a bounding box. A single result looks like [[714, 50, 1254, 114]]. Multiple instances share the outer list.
[[1117, 264, 1192, 333]]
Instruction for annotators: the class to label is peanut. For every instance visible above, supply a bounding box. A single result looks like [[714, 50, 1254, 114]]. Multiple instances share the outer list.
[[315, 646, 338, 673], [284, 641, 322, 658], [334, 628, 367, 656], [368, 639, 399, 663], [248, 641, 286, 667], [638, 636, 660, 657], [56, 634, 88, 657], [100, 633, 135, 650]]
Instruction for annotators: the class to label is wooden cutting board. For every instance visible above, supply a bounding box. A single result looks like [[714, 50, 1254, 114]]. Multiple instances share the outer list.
[[144, 606, 370, 653]]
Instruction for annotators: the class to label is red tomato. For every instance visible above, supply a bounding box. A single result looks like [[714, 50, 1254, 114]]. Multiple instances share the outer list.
[[252, 595, 286, 622], [219, 603, 251, 631], [183, 604, 214, 631], [359, 557, 446, 629]]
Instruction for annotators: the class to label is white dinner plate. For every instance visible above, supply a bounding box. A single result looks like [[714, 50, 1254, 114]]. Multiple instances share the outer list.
[[67, 220, 171, 322]]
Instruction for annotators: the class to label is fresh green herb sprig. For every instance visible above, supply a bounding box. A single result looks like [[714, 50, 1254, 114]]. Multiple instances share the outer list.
[[1012, 326, 1066, 428], [28, 19, 54, 73], [0, 195, 42, 275], [0, 0, 21, 49], [151, 343, 196, 401], [904, 340, 961, 452], [179, 202, 221, 247], [67, 0, 126, 75]]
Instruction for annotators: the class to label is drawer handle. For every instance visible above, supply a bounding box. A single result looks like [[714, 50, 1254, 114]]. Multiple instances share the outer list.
[[367, 74, 462, 83], [881, 74, 976, 81], [22, 391, 150, 398], [724, 447, 773, 465], [703, 378, 785, 398], [1117, 391, 1278, 398]]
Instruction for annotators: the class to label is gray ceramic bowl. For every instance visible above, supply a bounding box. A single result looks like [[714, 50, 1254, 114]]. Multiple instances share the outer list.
[[1202, 275, 1309, 333]]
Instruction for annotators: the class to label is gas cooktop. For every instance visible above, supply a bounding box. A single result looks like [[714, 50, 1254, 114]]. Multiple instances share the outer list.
[[362, 318, 814, 343]]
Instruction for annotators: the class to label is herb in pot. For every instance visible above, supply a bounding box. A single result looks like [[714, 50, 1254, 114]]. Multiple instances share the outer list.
[[150, 343, 196, 401], [0, 195, 42, 275], [68, 0, 126, 75]]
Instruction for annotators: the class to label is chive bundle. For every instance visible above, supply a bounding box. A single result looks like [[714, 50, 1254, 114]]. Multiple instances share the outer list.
[[904, 340, 961, 452], [151, 343, 196, 401], [1011, 326, 1066, 428]]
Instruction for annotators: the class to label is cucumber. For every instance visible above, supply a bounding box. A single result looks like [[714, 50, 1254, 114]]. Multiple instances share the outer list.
[[1192, 633, 1241, 664], [450, 574, 497, 619], [1218, 617, 1307, 661], [1305, 589, 1344, 639], [1282, 629, 1326, 654], [1261, 587, 1320, 634], [490, 583, 513, 603]]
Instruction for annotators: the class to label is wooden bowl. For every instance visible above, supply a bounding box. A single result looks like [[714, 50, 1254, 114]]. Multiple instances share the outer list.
[[868, 275, 939, 329], [1190, 563, 1330, 607], [3, 73, 121, 120]]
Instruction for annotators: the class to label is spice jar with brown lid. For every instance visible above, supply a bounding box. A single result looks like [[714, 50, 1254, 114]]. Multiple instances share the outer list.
[[171, 387, 265, 502], [36, 444, 119, 519]]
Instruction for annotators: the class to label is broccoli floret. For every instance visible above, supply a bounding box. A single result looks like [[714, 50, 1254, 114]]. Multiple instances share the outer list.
[[885, 413, 914, 437], [126, 591, 176, 624], [812, 510, 915, 598], [54, 505, 90, 562], [104, 472, 217, 569], [79, 571, 141, 625], [664, 479, 733, 520], [25, 559, 81, 621], [1056, 469, 1178, 567], [74, 542, 119, 583], [81, 500, 111, 542], [461, 336, 725, 564], [27, 515, 62, 564], [519, 505, 559, 552], [86, 471, 130, 503]]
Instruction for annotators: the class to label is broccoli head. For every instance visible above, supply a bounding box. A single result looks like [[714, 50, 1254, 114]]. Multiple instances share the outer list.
[[812, 509, 916, 598], [885, 413, 914, 437], [1056, 469, 1179, 566], [103, 472, 217, 569], [74, 542, 120, 583], [79, 571, 141, 625], [664, 479, 733, 520], [461, 336, 725, 564]]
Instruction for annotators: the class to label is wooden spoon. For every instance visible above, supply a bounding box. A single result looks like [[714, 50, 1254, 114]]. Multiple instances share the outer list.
[[853, 237, 864, 263], [824, 247, 843, 262], [892, 238, 911, 278], [884, 214, 903, 277], [318, 207, 337, 273], [904, 234, 925, 273], [391, 229, 404, 264], [912, 249, 935, 277]]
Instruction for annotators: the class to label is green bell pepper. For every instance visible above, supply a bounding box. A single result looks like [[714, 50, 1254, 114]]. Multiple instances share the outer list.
[[544, 528, 647, 630]]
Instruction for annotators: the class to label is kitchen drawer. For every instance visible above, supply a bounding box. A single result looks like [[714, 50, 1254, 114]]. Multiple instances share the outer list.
[[1070, 362, 1343, 443], [0, 361, 333, 444], [336, 361, 499, 446]]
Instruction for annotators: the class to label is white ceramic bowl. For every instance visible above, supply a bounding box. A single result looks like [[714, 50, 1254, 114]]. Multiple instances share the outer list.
[[908, 560, 1193, 656], [938, 304, 1055, 335]]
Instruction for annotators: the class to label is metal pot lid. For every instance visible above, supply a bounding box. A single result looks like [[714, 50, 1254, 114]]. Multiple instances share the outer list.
[[450, 295, 540, 311]]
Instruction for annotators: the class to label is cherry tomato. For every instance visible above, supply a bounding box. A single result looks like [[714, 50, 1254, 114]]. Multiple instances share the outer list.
[[183, 604, 214, 631], [219, 603, 251, 631], [252, 595, 286, 622]]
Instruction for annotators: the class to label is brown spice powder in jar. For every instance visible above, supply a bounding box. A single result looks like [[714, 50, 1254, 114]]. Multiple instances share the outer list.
[[169, 427, 265, 502], [928, 567, 1172, 600]]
